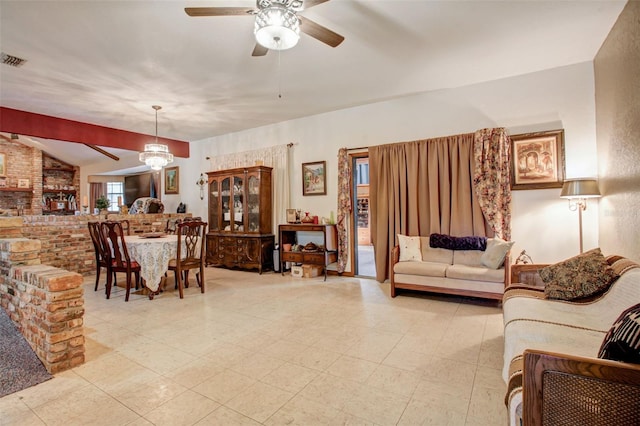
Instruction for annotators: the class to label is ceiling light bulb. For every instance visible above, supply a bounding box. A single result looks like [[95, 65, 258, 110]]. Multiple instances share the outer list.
[[254, 5, 300, 50]]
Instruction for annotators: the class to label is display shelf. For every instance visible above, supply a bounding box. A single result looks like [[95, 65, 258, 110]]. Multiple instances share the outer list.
[[0, 187, 33, 192]]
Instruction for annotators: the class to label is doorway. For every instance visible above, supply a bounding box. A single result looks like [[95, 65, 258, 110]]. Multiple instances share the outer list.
[[352, 155, 375, 277]]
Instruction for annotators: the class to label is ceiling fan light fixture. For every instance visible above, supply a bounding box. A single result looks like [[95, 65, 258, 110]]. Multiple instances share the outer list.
[[254, 5, 300, 50], [139, 105, 174, 171]]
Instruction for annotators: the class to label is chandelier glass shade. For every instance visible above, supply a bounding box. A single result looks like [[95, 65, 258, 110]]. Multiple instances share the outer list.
[[139, 105, 174, 171], [254, 5, 300, 50]]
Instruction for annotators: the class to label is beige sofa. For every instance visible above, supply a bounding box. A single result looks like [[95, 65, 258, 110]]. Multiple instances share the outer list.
[[503, 259, 640, 425], [390, 236, 510, 300]]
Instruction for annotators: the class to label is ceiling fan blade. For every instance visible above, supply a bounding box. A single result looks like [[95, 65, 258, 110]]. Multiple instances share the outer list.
[[252, 43, 269, 57], [184, 7, 254, 17], [303, 0, 330, 9], [299, 16, 344, 48]]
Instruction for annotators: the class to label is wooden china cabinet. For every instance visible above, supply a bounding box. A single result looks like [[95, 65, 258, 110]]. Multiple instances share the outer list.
[[205, 165, 274, 273]]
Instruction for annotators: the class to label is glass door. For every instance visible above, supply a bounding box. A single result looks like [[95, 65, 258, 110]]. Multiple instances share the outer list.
[[221, 176, 231, 231], [209, 178, 219, 231], [233, 175, 244, 232]]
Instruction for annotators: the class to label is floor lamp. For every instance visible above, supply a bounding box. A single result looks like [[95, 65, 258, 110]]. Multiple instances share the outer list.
[[560, 179, 601, 253]]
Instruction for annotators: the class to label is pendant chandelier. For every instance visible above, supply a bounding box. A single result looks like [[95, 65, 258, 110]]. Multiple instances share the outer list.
[[139, 105, 174, 170], [254, 1, 300, 50]]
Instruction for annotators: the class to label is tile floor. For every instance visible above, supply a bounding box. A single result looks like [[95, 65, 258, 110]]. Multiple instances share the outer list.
[[0, 268, 508, 425]]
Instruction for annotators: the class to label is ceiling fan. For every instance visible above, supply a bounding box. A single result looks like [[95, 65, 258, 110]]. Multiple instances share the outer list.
[[185, 0, 345, 56]]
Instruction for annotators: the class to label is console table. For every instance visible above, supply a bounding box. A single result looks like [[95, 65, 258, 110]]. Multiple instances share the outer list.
[[279, 223, 338, 281]]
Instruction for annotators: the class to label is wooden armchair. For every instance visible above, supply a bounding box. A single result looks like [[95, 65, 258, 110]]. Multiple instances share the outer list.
[[523, 349, 640, 425]]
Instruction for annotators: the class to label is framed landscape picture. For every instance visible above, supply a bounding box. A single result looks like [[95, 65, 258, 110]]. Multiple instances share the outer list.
[[302, 161, 326, 196], [164, 166, 179, 194], [18, 178, 30, 188], [510, 129, 565, 190]]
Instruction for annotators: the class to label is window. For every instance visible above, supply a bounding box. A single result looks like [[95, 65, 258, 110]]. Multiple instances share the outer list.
[[106, 182, 124, 212]]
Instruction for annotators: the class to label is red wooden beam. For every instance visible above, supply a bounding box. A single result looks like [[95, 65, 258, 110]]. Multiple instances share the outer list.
[[0, 107, 189, 158]]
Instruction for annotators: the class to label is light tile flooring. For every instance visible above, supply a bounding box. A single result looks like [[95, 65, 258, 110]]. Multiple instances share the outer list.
[[0, 268, 507, 425]]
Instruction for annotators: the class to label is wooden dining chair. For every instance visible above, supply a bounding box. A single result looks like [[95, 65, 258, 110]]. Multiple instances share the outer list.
[[87, 221, 116, 292], [100, 221, 141, 301], [168, 220, 207, 299], [164, 218, 182, 234]]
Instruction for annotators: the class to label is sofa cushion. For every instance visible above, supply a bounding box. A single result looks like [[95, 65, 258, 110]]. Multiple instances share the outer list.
[[446, 264, 505, 283], [541, 248, 619, 301], [598, 303, 640, 364], [453, 250, 484, 267], [394, 261, 448, 278], [429, 233, 487, 251], [397, 234, 421, 262], [481, 237, 514, 269], [420, 237, 454, 264]]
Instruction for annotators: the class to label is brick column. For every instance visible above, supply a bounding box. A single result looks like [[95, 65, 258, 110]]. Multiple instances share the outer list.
[[0, 238, 85, 374]]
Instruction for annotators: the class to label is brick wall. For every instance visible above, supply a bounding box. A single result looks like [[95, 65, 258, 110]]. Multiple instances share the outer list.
[[0, 213, 191, 275], [0, 238, 85, 374], [0, 138, 41, 215]]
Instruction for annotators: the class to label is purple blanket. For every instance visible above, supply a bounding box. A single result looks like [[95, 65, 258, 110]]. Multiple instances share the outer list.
[[429, 233, 487, 251]]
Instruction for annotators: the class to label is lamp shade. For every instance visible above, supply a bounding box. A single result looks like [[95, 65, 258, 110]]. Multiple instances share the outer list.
[[560, 179, 601, 199], [254, 5, 300, 50]]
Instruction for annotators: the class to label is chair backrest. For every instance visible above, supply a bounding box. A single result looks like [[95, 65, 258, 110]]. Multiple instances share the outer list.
[[165, 218, 182, 234], [100, 221, 133, 267], [182, 216, 202, 223], [176, 220, 207, 263], [87, 221, 103, 261], [120, 219, 131, 235]]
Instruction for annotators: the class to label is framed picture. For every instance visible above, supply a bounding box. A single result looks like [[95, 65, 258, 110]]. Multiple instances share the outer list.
[[0, 152, 5, 177], [286, 209, 298, 223], [17, 178, 30, 189], [164, 166, 179, 194], [510, 129, 565, 190], [302, 161, 326, 196], [0, 178, 6, 188]]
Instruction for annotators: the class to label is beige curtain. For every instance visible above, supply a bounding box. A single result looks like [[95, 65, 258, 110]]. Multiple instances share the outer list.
[[208, 144, 290, 233], [369, 134, 490, 282], [89, 182, 106, 211]]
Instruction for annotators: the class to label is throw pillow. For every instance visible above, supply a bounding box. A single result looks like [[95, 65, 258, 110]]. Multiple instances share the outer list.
[[397, 234, 421, 262], [598, 303, 640, 364], [480, 237, 515, 269], [429, 233, 487, 251], [541, 248, 619, 301]]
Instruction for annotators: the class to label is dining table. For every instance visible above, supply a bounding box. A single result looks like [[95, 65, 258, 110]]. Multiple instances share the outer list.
[[124, 233, 178, 299]]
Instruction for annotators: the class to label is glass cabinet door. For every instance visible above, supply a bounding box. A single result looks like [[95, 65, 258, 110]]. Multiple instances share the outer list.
[[221, 177, 231, 231], [209, 179, 219, 231], [247, 175, 260, 232], [233, 175, 244, 232]]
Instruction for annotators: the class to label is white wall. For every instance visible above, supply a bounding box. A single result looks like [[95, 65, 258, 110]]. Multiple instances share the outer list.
[[85, 62, 600, 264]]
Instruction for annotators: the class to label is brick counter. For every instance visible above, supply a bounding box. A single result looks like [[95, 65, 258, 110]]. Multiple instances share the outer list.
[[0, 213, 190, 275]]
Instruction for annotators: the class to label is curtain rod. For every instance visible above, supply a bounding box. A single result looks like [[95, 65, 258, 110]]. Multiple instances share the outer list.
[[346, 146, 369, 151]]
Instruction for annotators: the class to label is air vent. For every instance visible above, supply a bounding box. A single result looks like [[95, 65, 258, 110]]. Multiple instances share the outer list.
[[1, 52, 27, 67]]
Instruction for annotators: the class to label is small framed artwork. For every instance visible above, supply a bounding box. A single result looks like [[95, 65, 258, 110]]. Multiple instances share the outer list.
[[0, 152, 5, 176], [164, 166, 179, 194], [302, 161, 326, 196], [0, 178, 6, 188], [17, 178, 30, 189], [510, 129, 565, 190], [286, 209, 297, 223]]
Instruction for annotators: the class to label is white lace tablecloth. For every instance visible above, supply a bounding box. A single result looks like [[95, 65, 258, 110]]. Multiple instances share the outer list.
[[125, 235, 178, 292]]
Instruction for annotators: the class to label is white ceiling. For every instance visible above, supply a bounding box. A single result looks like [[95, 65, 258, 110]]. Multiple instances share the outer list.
[[0, 0, 626, 168]]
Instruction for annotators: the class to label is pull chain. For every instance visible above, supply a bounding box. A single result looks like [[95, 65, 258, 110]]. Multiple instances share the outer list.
[[277, 38, 282, 99]]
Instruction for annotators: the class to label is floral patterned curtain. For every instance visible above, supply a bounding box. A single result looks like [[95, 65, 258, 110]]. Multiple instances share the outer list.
[[336, 148, 351, 273], [473, 128, 512, 240]]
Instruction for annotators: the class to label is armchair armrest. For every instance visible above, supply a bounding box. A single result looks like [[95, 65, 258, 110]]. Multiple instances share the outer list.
[[523, 349, 640, 425], [508, 263, 550, 288]]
